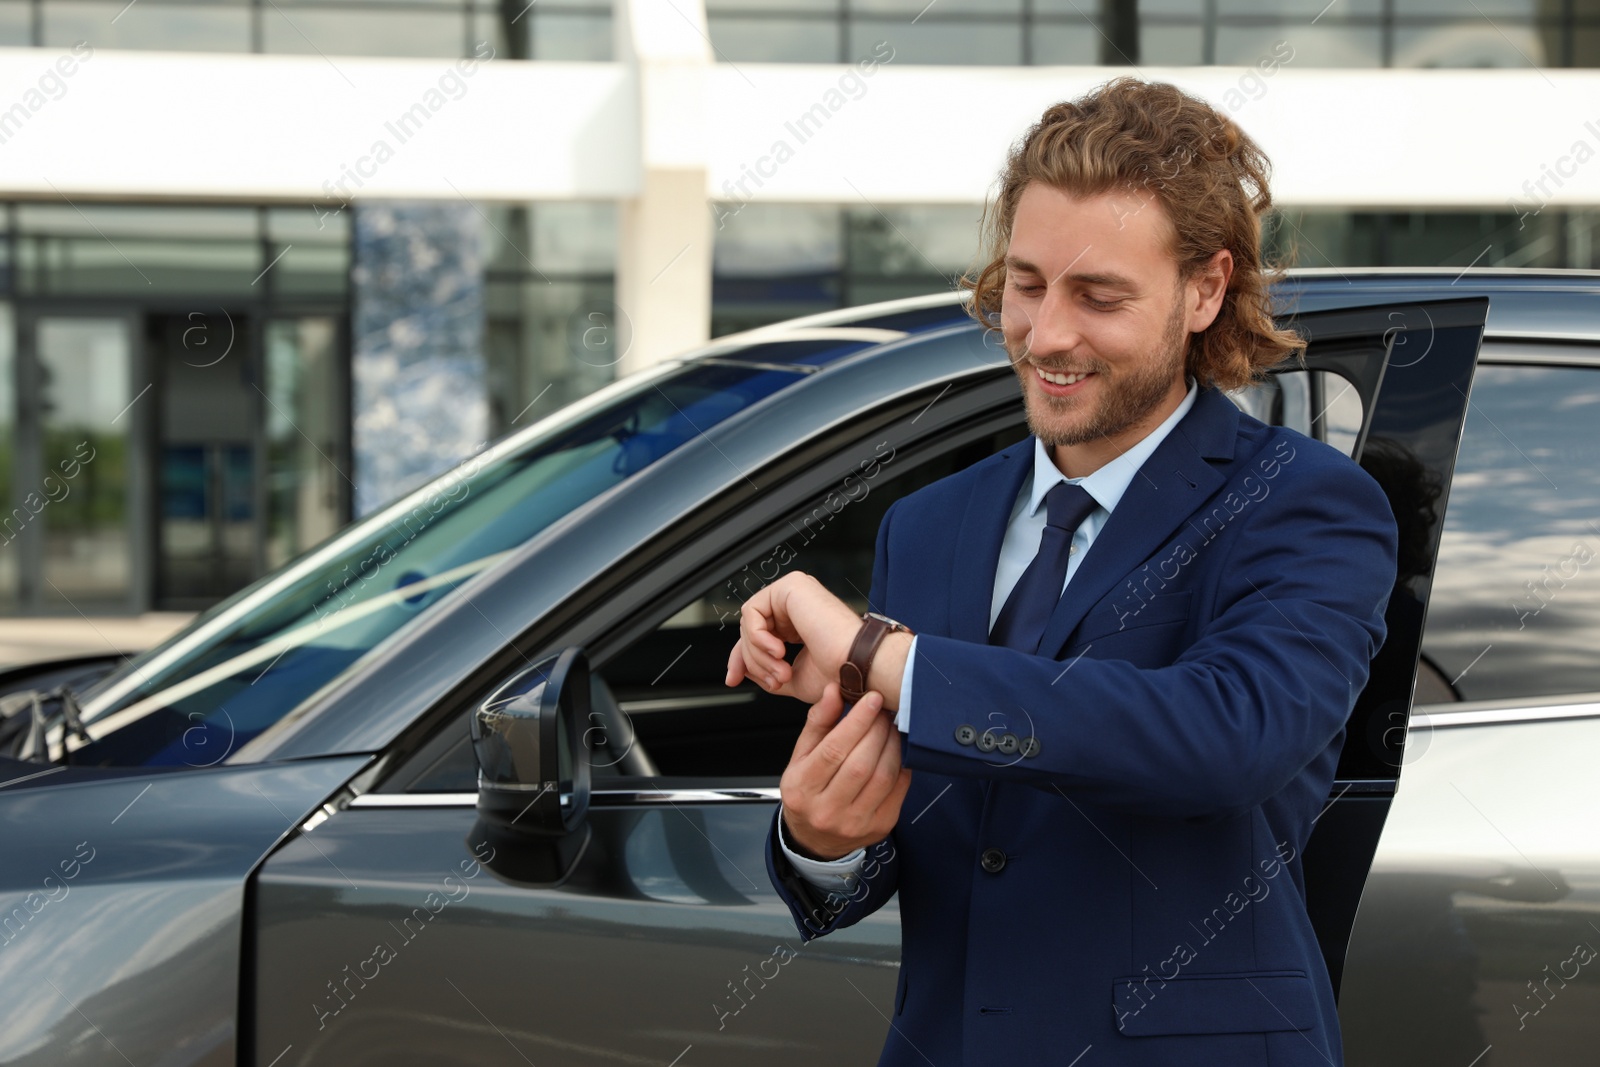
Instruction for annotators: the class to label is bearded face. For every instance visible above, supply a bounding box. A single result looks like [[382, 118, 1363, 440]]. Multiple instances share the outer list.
[[1008, 284, 1189, 449], [998, 183, 1206, 472]]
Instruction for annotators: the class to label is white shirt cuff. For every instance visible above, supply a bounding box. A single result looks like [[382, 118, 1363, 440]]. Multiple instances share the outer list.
[[777, 803, 865, 893], [895, 633, 917, 734]]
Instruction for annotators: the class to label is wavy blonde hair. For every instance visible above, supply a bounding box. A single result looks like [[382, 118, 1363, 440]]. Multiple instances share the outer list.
[[962, 76, 1304, 391]]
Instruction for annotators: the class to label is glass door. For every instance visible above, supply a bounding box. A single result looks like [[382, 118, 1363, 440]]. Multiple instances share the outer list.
[[150, 311, 350, 607], [151, 310, 260, 609], [14, 308, 144, 613]]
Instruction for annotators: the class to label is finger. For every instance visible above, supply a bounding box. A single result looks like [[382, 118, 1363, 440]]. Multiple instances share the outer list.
[[761, 628, 787, 660], [801, 689, 885, 781], [735, 637, 781, 690], [873, 765, 913, 826], [854, 711, 904, 814], [730, 639, 798, 698], [768, 644, 794, 691], [738, 603, 789, 688], [790, 682, 845, 765], [818, 705, 892, 810]]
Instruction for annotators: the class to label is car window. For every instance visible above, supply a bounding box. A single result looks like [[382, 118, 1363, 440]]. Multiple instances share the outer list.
[[593, 424, 1029, 780], [1228, 369, 1365, 458], [1419, 360, 1600, 704], [392, 419, 1031, 792], [64, 358, 809, 767]]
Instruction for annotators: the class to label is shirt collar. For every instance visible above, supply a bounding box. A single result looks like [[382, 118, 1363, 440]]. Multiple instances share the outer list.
[[1027, 376, 1200, 518]]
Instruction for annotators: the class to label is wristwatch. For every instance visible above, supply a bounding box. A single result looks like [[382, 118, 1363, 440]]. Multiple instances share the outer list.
[[839, 611, 914, 705]]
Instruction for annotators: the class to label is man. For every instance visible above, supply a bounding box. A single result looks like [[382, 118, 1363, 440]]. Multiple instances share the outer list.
[[725, 77, 1397, 1066]]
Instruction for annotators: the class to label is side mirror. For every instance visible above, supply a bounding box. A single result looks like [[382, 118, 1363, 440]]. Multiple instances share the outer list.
[[470, 647, 592, 881]]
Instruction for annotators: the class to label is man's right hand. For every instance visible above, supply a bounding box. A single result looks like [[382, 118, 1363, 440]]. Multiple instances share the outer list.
[[779, 683, 912, 860]]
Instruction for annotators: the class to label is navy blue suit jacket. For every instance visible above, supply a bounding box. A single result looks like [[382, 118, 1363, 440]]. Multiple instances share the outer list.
[[764, 384, 1399, 1066]]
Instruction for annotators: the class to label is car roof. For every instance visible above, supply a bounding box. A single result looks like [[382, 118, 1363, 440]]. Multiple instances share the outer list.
[[695, 269, 1600, 371], [1269, 268, 1600, 344]]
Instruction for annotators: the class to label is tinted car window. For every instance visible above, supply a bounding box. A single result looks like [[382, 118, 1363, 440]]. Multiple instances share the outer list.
[[1421, 361, 1600, 703], [596, 424, 1029, 780], [394, 420, 1032, 791], [70, 360, 806, 767], [1229, 369, 1365, 458]]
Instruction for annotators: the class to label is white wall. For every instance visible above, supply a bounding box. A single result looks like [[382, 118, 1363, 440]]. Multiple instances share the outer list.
[[703, 65, 1600, 211], [0, 46, 639, 201], [2, 47, 1596, 211]]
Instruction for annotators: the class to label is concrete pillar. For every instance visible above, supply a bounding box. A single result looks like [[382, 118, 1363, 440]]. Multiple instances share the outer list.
[[614, 0, 714, 374]]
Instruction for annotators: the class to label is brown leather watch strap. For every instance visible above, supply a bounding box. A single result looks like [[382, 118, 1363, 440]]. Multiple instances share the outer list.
[[839, 612, 912, 705]]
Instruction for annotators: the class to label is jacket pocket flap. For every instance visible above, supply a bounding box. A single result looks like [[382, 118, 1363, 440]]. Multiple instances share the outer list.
[[1077, 590, 1193, 643], [1113, 970, 1315, 1036]]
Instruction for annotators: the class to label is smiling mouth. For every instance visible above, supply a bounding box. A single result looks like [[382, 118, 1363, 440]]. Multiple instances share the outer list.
[[1034, 366, 1093, 386]]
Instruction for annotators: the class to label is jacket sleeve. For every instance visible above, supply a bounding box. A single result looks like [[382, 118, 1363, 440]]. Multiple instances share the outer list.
[[765, 805, 903, 942], [900, 458, 1399, 820], [764, 496, 905, 940]]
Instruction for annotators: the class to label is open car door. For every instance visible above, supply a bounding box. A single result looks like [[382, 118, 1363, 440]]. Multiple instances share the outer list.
[[1268, 297, 1489, 993]]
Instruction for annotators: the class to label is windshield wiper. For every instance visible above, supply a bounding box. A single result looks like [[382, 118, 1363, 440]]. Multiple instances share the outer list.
[[54, 684, 92, 754], [0, 684, 93, 764]]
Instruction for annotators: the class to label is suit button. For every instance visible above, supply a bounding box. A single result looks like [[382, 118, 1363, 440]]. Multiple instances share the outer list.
[[1020, 736, 1041, 758], [954, 724, 976, 746], [996, 732, 1019, 756], [975, 729, 998, 753], [980, 848, 1007, 873]]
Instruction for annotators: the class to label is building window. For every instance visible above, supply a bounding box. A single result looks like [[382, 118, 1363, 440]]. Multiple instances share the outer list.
[[711, 202, 1600, 334], [707, 0, 1600, 68], [482, 201, 619, 440], [1263, 208, 1600, 273], [11, 203, 349, 299], [711, 202, 980, 335], [8, 0, 612, 59]]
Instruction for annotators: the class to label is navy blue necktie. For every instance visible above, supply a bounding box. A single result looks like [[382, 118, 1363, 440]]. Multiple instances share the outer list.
[[988, 482, 1099, 653]]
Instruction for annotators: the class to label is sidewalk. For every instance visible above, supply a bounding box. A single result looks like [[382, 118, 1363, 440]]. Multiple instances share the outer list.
[[0, 614, 196, 669]]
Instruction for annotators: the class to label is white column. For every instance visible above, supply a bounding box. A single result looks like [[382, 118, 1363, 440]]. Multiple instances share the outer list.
[[614, 0, 714, 374]]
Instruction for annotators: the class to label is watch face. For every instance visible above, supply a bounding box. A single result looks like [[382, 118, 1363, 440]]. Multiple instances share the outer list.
[[865, 612, 895, 625]]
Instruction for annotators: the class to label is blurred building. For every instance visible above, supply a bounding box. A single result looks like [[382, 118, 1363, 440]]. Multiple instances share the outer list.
[[0, 0, 1596, 614]]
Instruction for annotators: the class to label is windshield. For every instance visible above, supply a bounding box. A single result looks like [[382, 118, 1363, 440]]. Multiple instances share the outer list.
[[64, 357, 813, 767]]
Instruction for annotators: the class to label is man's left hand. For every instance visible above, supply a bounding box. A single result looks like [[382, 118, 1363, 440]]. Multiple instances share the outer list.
[[724, 572, 858, 704]]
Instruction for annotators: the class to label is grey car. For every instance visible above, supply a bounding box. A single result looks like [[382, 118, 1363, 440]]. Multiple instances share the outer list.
[[0, 268, 1596, 1066]]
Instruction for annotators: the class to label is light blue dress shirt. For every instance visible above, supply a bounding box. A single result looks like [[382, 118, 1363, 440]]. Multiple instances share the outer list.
[[779, 378, 1199, 893]]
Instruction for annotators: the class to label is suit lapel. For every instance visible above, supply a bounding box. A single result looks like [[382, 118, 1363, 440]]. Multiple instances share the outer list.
[[1034, 386, 1241, 658], [948, 436, 1034, 644]]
